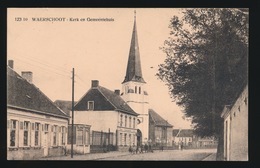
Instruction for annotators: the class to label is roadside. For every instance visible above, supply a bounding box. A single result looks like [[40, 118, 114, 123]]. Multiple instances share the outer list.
[[202, 153, 217, 161], [38, 151, 131, 160]]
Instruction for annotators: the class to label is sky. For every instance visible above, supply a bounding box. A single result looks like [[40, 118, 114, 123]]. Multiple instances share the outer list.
[[7, 8, 192, 129]]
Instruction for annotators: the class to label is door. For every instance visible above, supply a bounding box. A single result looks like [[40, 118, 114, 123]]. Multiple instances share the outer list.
[[43, 132, 49, 157]]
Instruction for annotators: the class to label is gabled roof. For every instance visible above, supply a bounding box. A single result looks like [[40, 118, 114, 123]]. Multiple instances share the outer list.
[[173, 129, 194, 137], [7, 66, 69, 119], [149, 109, 173, 127], [122, 15, 145, 84], [74, 85, 138, 116], [54, 100, 78, 116]]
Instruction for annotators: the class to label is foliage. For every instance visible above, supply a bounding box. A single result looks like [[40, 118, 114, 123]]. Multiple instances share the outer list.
[[157, 8, 248, 137]]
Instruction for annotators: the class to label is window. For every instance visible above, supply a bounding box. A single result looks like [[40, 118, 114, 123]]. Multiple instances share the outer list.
[[133, 118, 135, 128], [120, 133, 122, 145], [85, 129, 89, 145], [129, 117, 132, 128], [61, 126, 66, 145], [124, 134, 127, 145], [135, 86, 137, 93], [35, 123, 40, 146], [120, 115, 123, 127], [45, 124, 49, 132], [129, 134, 132, 146], [53, 126, 57, 146], [24, 121, 30, 146], [10, 120, 17, 147], [77, 129, 83, 145], [125, 116, 127, 127], [88, 101, 94, 110], [139, 87, 141, 94]]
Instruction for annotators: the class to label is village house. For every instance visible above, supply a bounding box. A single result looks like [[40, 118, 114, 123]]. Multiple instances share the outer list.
[[221, 84, 248, 161], [172, 129, 193, 147], [172, 129, 218, 149], [149, 109, 173, 147], [7, 60, 70, 160], [70, 80, 139, 152]]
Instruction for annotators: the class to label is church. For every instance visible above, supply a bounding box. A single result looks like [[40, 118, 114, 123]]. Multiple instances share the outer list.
[[57, 12, 173, 152], [120, 12, 173, 146]]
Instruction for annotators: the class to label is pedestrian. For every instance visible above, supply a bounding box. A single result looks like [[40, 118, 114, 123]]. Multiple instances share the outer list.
[[140, 144, 144, 153], [148, 144, 153, 153], [136, 145, 139, 154], [129, 145, 132, 154], [144, 143, 148, 153]]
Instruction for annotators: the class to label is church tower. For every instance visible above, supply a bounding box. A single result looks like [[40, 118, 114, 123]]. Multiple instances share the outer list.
[[121, 11, 149, 144]]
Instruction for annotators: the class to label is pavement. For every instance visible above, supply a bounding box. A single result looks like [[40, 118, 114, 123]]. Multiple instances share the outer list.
[[202, 152, 217, 161], [39, 148, 217, 161], [38, 151, 131, 160]]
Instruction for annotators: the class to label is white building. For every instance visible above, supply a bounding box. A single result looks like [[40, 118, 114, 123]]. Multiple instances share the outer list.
[[221, 84, 248, 161], [7, 60, 69, 160]]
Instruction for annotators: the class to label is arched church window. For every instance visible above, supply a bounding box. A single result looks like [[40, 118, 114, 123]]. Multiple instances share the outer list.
[[135, 86, 137, 93], [139, 87, 141, 94]]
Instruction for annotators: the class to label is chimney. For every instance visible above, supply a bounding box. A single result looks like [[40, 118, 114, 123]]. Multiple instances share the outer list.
[[21, 71, 33, 83], [114, 89, 120, 95], [91, 80, 99, 88], [8, 60, 14, 69]]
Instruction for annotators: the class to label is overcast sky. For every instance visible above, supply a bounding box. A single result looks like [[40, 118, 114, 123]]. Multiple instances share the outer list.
[[7, 8, 192, 129]]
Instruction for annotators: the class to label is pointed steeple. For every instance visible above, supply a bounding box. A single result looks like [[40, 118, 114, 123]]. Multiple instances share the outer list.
[[122, 11, 146, 84]]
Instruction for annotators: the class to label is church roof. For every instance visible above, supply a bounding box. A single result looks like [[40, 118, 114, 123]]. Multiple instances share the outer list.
[[122, 14, 145, 84], [7, 66, 69, 119], [149, 109, 173, 127], [74, 82, 138, 116]]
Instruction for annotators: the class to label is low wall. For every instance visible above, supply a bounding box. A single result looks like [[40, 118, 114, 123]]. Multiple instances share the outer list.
[[7, 146, 65, 160]]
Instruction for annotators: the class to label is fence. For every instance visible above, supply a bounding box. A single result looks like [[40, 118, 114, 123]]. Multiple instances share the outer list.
[[90, 130, 117, 153]]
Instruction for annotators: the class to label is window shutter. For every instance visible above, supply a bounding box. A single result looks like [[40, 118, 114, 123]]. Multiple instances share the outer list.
[[20, 121, 23, 129], [32, 123, 35, 130], [7, 120, 10, 129]]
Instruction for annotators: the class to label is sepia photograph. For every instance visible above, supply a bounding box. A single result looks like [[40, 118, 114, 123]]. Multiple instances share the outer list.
[[6, 8, 248, 161]]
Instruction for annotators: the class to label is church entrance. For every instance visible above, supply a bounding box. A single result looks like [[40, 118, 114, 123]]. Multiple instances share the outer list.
[[136, 129, 142, 146]]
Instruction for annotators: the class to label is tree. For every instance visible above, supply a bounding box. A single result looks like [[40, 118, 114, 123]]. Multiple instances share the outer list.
[[157, 8, 248, 160]]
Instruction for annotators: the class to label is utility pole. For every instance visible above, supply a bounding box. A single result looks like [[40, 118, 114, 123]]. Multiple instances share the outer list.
[[71, 68, 74, 158]]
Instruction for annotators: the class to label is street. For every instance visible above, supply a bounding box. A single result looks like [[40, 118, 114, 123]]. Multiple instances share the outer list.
[[39, 148, 217, 161]]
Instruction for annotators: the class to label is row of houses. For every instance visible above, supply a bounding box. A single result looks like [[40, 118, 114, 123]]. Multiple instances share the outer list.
[[172, 129, 218, 148]]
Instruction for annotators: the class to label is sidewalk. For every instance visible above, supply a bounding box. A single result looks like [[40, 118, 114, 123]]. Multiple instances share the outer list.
[[38, 151, 131, 160], [202, 153, 217, 161]]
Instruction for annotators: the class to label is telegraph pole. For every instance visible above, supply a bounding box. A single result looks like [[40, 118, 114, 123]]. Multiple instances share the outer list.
[[71, 68, 74, 158]]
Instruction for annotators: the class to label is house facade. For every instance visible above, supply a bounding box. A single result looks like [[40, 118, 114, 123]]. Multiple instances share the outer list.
[[149, 109, 173, 147], [172, 129, 193, 147], [221, 84, 248, 161], [71, 80, 139, 151], [7, 61, 69, 160]]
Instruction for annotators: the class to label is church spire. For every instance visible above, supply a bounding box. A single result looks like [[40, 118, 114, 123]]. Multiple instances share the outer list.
[[122, 10, 145, 84]]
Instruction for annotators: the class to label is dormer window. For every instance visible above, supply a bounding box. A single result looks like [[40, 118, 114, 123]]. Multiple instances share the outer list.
[[88, 101, 94, 110]]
